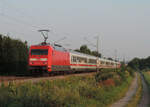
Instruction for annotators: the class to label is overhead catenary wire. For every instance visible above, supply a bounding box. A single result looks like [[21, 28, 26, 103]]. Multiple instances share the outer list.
[[0, 1, 52, 34], [0, 0, 40, 27], [84, 37, 96, 47], [0, 1, 73, 46], [2, 1, 36, 21], [0, 13, 40, 29], [0, 12, 69, 45], [0, 12, 53, 40], [53, 37, 67, 44]]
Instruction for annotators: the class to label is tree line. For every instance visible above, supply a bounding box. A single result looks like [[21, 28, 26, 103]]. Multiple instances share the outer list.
[[128, 56, 150, 70], [0, 34, 29, 75]]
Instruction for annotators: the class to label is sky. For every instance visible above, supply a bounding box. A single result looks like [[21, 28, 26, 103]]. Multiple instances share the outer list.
[[0, 0, 150, 61]]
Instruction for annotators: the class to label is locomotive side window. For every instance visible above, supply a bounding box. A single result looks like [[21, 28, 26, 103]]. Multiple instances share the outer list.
[[31, 49, 48, 55]]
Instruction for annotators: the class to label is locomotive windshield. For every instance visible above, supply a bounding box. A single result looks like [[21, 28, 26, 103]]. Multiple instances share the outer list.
[[31, 49, 48, 55]]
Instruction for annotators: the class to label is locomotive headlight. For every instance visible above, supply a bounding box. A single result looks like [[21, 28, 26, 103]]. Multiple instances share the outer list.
[[30, 58, 37, 61], [40, 58, 48, 61], [43, 62, 47, 64]]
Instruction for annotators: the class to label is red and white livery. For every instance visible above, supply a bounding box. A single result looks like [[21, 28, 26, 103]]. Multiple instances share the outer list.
[[28, 43, 120, 74]]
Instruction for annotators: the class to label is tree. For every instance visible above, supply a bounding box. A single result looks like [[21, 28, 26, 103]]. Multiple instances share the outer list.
[[108, 57, 113, 61], [74, 49, 81, 52], [128, 58, 140, 70], [128, 56, 150, 70], [80, 45, 91, 55], [0, 34, 29, 75], [0, 35, 2, 63], [75, 45, 101, 57], [91, 51, 101, 57]]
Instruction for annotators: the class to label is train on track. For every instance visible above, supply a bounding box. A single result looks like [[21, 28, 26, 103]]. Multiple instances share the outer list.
[[28, 42, 121, 74]]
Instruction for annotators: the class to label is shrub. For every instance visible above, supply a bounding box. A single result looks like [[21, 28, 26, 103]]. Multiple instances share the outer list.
[[95, 71, 114, 83], [126, 67, 135, 77], [117, 71, 126, 81]]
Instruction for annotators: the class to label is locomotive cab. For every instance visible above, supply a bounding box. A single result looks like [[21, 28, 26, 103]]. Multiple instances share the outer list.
[[29, 45, 52, 73]]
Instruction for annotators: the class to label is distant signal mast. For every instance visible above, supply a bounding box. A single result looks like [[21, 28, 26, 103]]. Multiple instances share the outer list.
[[38, 29, 50, 44]]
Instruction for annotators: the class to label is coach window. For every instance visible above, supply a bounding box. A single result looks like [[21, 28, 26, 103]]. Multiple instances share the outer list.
[[71, 56, 74, 62], [84, 58, 87, 63], [79, 57, 86, 63], [72, 56, 77, 62], [77, 57, 80, 62], [74, 56, 77, 62], [79, 57, 82, 63], [89, 59, 96, 64], [106, 62, 109, 65], [71, 56, 73, 62]]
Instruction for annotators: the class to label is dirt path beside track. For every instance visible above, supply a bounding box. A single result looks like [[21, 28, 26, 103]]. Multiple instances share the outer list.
[[138, 73, 150, 107], [110, 73, 138, 107]]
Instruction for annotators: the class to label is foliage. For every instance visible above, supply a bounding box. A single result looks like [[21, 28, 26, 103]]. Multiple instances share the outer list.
[[108, 57, 113, 60], [95, 70, 114, 82], [80, 45, 91, 55], [0, 34, 28, 75], [142, 71, 150, 106], [95, 68, 133, 86], [0, 69, 133, 107], [75, 45, 101, 57], [128, 56, 150, 70], [143, 71, 150, 86], [126, 67, 134, 77], [91, 51, 101, 58]]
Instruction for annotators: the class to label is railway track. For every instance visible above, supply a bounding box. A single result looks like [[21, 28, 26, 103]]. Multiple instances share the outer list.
[[0, 76, 31, 82], [0, 72, 96, 86]]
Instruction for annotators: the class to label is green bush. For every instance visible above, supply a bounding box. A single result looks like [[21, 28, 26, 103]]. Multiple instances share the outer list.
[[126, 67, 135, 77], [117, 71, 126, 81], [95, 71, 114, 82]]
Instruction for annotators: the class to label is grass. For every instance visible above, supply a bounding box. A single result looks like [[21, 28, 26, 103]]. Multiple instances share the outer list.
[[0, 69, 134, 107], [126, 73, 142, 107], [143, 71, 150, 86], [142, 71, 150, 107]]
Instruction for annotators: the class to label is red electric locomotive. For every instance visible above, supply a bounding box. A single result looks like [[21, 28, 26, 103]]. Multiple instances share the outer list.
[[29, 43, 71, 74]]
